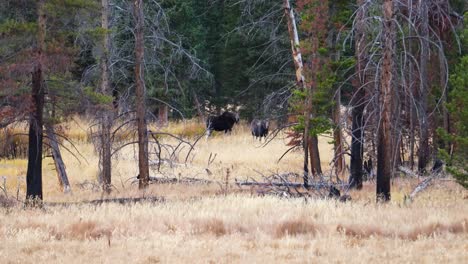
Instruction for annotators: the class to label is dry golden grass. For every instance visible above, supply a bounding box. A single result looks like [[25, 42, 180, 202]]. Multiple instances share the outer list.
[[0, 193, 467, 263], [0, 119, 467, 263]]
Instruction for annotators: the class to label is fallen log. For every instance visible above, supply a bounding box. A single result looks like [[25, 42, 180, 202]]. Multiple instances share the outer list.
[[235, 180, 303, 187], [45, 196, 165, 207], [133, 176, 214, 185], [409, 177, 434, 200], [235, 179, 348, 189], [405, 166, 446, 202]]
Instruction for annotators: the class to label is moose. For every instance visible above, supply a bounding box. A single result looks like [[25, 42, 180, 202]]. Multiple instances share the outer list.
[[250, 119, 269, 141], [206, 111, 240, 138]]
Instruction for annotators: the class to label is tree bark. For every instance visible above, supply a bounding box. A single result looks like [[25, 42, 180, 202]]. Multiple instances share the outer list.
[[409, 29, 417, 170], [26, 0, 46, 203], [305, 0, 327, 178], [349, 0, 368, 190], [134, 0, 150, 189], [417, 0, 429, 173], [45, 124, 71, 193], [192, 90, 205, 121], [283, 0, 310, 187], [158, 104, 168, 126], [376, 0, 395, 202], [333, 84, 345, 181], [100, 0, 112, 193], [283, 0, 306, 88], [309, 134, 322, 175], [409, 62, 416, 170], [329, 1, 345, 182]]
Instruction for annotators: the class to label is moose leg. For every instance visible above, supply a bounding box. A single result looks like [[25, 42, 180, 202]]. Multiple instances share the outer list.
[[205, 129, 212, 139]]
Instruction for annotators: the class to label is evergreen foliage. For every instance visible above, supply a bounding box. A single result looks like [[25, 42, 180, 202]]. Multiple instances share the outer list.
[[438, 12, 468, 188], [0, 0, 466, 194]]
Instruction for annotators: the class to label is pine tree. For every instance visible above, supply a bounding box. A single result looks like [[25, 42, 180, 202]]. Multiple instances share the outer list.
[[134, 0, 150, 189]]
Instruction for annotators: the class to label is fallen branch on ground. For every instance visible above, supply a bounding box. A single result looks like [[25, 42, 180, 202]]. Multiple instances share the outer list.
[[235, 179, 348, 189], [235, 171, 350, 200], [406, 168, 447, 202], [409, 177, 434, 200], [132, 176, 215, 185], [45, 196, 165, 207]]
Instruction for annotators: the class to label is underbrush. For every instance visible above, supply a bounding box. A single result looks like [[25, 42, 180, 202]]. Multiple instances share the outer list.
[[159, 119, 206, 138]]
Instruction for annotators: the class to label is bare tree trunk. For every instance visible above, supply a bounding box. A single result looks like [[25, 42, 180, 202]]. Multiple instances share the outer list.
[[376, 0, 395, 202], [303, 94, 315, 183], [409, 107, 415, 169], [439, 39, 450, 154], [309, 135, 322, 175], [329, 1, 345, 182], [350, 98, 365, 188], [134, 0, 150, 189], [45, 124, 71, 193], [158, 105, 168, 126], [26, 0, 46, 203], [409, 62, 416, 169], [417, 0, 429, 173], [283, 0, 310, 187], [349, 0, 367, 189], [333, 87, 345, 181], [409, 24, 417, 170], [100, 0, 113, 193], [192, 90, 205, 121], [283, 0, 306, 88]]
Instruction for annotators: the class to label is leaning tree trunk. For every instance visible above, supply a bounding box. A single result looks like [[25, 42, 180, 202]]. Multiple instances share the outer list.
[[349, 0, 368, 190], [26, 0, 46, 203], [99, 0, 113, 193], [45, 124, 71, 193], [376, 0, 395, 202], [283, 0, 310, 187], [283, 0, 306, 87], [134, 0, 150, 189]]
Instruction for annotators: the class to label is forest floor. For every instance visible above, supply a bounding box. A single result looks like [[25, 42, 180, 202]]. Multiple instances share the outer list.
[[0, 119, 467, 263]]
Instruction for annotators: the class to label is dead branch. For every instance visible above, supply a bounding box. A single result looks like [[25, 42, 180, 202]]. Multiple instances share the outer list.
[[44, 196, 165, 207], [207, 152, 217, 167], [408, 177, 434, 200], [235, 171, 349, 199], [277, 145, 299, 163], [184, 133, 204, 164], [131, 175, 215, 185]]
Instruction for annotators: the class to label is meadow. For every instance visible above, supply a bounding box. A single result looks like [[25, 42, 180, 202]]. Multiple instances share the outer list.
[[0, 119, 467, 263]]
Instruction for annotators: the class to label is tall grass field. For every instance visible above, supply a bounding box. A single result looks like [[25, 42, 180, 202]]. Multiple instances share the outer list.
[[0, 118, 466, 263]]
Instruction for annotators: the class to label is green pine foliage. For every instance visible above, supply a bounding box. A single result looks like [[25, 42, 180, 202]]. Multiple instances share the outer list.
[[437, 12, 468, 188], [290, 0, 355, 138], [0, 0, 98, 124]]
